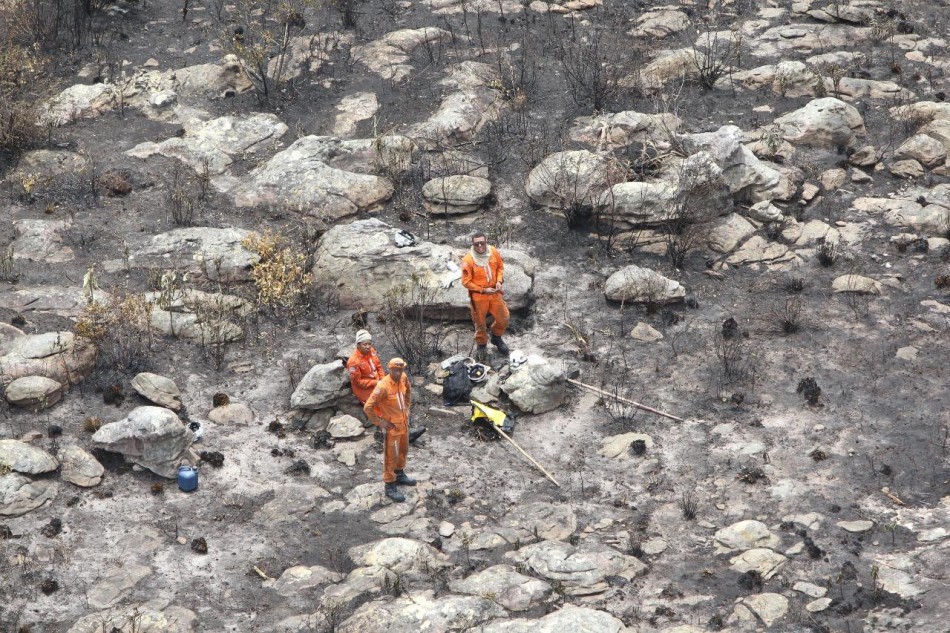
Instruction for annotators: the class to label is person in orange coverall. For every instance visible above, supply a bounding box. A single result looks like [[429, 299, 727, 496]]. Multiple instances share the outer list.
[[363, 358, 416, 503], [346, 330, 425, 444], [461, 230, 510, 361]]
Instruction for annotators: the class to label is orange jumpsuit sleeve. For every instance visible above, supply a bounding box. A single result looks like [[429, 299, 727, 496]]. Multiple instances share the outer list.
[[363, 382, 385, 425]]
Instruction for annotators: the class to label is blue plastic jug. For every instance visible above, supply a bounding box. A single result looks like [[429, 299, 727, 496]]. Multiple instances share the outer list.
[[178, 466, 198, 492]]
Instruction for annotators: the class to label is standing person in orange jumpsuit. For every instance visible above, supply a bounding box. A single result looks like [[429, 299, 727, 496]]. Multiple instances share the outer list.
[[363, 358, 416, 503], [346, 330, 425, 444], [461, 230, 510, 361]]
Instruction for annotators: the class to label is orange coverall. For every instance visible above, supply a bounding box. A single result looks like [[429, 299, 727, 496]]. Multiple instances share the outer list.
[[346, 346, 384, 403], [363, 374, 411, 483], [461, 246, 510, 346]]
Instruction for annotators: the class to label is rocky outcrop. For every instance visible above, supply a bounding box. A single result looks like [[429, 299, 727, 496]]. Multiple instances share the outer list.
[[146, 289, 251, 343], [569, 110, 681, 150], [126, 113, 288, 174], [479, 605, 629, 633], [222, 135, 402, 219], [352, 28, 453, 82], [678, 125, 782, 202], [134, 228, 258, 282], [505, 540, 647, 596], [12, 219, 74, 263], [0, 331, 96, 387], [311, 219, 535, 316], [91, 406, 195, 478], [774, 98, 865, 148], [449, 565, 552, 611], [409, 62, 504, 148], [526, 150, 613, 209]]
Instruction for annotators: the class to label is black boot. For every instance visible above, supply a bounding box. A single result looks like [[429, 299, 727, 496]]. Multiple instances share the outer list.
[[384, 482, 405, 502], [408, 427, 427, 443], [394, 470, 417, 486], [490, 334, 510, 355]]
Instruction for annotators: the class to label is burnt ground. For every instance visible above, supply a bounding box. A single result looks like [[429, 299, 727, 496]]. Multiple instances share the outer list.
[[1, 0, 950, 630]]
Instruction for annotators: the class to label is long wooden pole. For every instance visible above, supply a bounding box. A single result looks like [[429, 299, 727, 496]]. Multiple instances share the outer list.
[[566, 378, 684, 422], [493, 426, 560, 487]]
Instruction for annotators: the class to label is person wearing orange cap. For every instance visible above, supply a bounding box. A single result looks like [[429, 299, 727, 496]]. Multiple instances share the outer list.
[[461, 230, 509, 361], [346, 330, 425, 444], [364, 357, 416, 502]]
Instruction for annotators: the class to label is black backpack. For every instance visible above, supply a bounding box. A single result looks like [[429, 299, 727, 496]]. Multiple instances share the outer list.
[[443, 361, 474, 405]]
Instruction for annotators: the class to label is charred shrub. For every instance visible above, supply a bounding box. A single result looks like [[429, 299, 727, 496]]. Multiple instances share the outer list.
[[737, 569, 763, 591], [816, 240, 839, 267], [797, 377, 821, 406], [76, 294, 153, 374], [199, 451, 225, 468], [722, 317, 739, 339], [737, 464, 767, 484]]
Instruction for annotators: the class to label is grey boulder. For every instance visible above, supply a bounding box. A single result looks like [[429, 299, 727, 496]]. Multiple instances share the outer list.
[[131, 372, 183, 411], [774, 97, 865, 148], [477, 605, 628, 633], [449, 564, 552, 611], [422, 175, 492, 214], [91, 406, 194, 478], [505, 540, 647, 596], [0, 439, 59, 474], [526, 150, 613, 209], [4, 375, 63, 410], [290, 361, 351, 410], [604, 265, 685, 304], [135, 228, 258, 282], [224, 135, 398, 220], [500, 357, 567, 415], [58, 445, 105, 487], [0, 474, 57, 516]]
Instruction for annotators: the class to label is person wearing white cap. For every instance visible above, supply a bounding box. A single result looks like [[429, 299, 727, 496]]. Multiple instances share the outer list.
[[346, 330, 384, 405]]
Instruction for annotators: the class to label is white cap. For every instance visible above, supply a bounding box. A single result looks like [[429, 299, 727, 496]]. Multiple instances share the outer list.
[[355, 329, 372, 344]]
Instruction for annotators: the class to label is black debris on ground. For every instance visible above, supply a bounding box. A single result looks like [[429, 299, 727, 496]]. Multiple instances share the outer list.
[[191, 537, 208, 554], [285, 460, 311, 476], [40, 518, 62, 538], [199, 451, 225, 468]]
